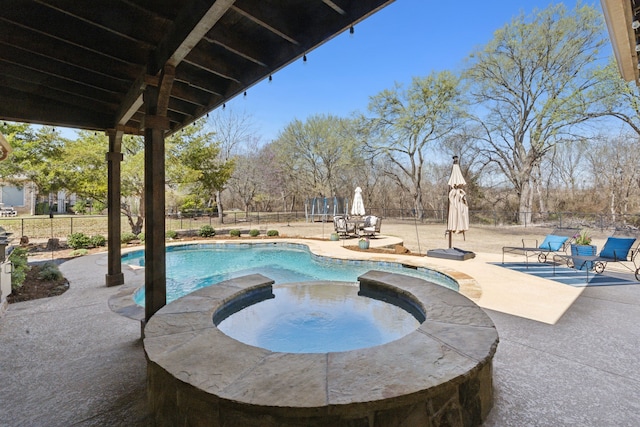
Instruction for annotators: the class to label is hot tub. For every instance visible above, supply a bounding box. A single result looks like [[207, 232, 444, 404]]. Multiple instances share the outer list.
[[144, 270, 498, 426]]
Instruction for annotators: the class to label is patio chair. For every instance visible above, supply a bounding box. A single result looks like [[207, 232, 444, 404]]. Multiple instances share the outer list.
[[553, 230, 640, 281], [502, 227, 579, 267], [361, 215, 381, 238], [333, 216, 353, 238]]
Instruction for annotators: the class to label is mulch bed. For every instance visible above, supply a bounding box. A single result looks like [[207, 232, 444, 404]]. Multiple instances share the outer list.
[[7, 263, 70, 303]]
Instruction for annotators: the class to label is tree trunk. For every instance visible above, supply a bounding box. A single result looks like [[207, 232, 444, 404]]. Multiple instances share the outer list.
[[414, 191, 424, 220], [533, 167, 546, 215], [122, 200, 144, 235], [289, 194, 296, 212], [216, 189, 224, 224], [518, 180, 533, 225], [610, 190, 616, 224]]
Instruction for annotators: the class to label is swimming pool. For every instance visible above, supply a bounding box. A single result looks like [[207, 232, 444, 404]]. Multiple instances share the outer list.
[[122, 242, 459, 306]]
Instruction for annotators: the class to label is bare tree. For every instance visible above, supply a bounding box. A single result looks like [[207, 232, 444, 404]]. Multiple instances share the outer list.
[[207, 109, 255, 223], [362, 71, 464, 219], [585, 133, 640, 223], [465, 3, 608, 224]]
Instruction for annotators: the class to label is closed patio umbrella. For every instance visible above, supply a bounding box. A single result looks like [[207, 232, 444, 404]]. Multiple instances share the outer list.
[[447, 156, 469, 248], [351, 186, 366, 217], [426, 156, 475, 260]]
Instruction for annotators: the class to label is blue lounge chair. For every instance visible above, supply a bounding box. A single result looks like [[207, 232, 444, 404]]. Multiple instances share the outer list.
[[502, 227, 579, 267], [553, 231, 640, 281]]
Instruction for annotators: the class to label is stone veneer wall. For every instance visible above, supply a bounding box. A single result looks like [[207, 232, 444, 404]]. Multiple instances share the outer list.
[[144, 271, 499, 426]]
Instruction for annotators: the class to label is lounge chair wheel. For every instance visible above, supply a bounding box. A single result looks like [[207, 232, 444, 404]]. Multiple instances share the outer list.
[[635, 268, 639, 282], [566, 259, 574, 268], [538, 253, 547, 263], [593, 262, 605, 274]]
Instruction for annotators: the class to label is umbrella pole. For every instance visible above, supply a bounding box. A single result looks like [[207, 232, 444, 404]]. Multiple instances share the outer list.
[[446, 192, 452, 249]]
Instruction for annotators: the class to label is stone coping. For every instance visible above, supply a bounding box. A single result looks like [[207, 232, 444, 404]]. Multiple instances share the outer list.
[[144, 271, 498, 425], [109, 239, 481, 321]]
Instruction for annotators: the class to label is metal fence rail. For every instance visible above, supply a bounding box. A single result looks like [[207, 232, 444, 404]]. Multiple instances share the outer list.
[[1, 210, 639, 242]]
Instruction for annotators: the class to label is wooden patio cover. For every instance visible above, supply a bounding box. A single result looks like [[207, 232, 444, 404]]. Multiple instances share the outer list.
[[0, 0, 394, 321]]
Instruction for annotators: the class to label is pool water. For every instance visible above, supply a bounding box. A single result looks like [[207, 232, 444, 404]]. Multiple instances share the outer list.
[[123, 243, 458, 306], [216, 283, 421, 353]]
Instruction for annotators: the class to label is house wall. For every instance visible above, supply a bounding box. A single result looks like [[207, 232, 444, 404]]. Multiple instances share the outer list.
[[0, 181, 37, 215]]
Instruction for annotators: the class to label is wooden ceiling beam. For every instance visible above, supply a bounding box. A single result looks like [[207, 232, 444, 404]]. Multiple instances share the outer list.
[[115, 74, 148, 126], [0, 0, 396, 133], [231, 4, 299, 45], [205, 36, 267, 67], [0, 43, 130, 94], [116, 0, 234, 131], [182, 47, 243, 84], [0, 61, 122, 103], [34, 0, 167, 48], [174, 63, 225, 96], [0, 86, 113, 130], [0, 73, 119, 114], [157, 65, 176, 114], [0, 1, 149, 66], [171, 81, 218, 107], [323, 0, 347, 15], [0, 21, 142, 81], [152, 0, 236, 71]]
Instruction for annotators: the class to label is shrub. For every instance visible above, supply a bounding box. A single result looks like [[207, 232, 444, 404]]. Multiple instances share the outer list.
[[121, 232, 137, 243], [266, 230, 279, 237], [73, 200, 88, 215], [137, 232, 145, 242], [70, 249, 89, 257], [229, 229, 241, 237], [92, 200, 106, 214], [67, 232, 91, 249], [38, 262, 63, 281], [8, 246, 30, 290], [90, 234, 106, 247], [198, 224, 215, 237], [249, 229, 260, 237], [166, 230, 178, 239]]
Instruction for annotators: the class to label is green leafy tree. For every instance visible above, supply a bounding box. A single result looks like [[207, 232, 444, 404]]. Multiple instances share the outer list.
[[54, 131, 108, 204], [0, 123, 65, 201], [120, 135, 145, 234], [464, 3, 607, 224], [362, 71, 464, 219], [168, 120, 235, 220]]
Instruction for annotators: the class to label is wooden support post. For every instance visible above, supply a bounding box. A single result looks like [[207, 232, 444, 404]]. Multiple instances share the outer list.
[[144, 65, 174, 322], [105, 129, 124, 287]]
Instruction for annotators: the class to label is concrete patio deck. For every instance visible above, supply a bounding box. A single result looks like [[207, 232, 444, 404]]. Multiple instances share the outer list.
[[1, 223, 639, 425]]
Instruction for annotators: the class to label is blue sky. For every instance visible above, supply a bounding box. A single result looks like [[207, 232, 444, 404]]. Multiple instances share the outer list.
[[60, 0, 607, 142], [223, 0, 604, 142]]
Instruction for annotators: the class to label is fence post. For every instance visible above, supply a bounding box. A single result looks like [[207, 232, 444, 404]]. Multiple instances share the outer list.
[[21, 218, 24, 238], [70, 217, 73, 236]]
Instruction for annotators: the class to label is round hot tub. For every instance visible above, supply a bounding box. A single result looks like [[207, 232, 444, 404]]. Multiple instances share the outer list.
[[144, 270, 498, 426], [216, 281, 424, 354]]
